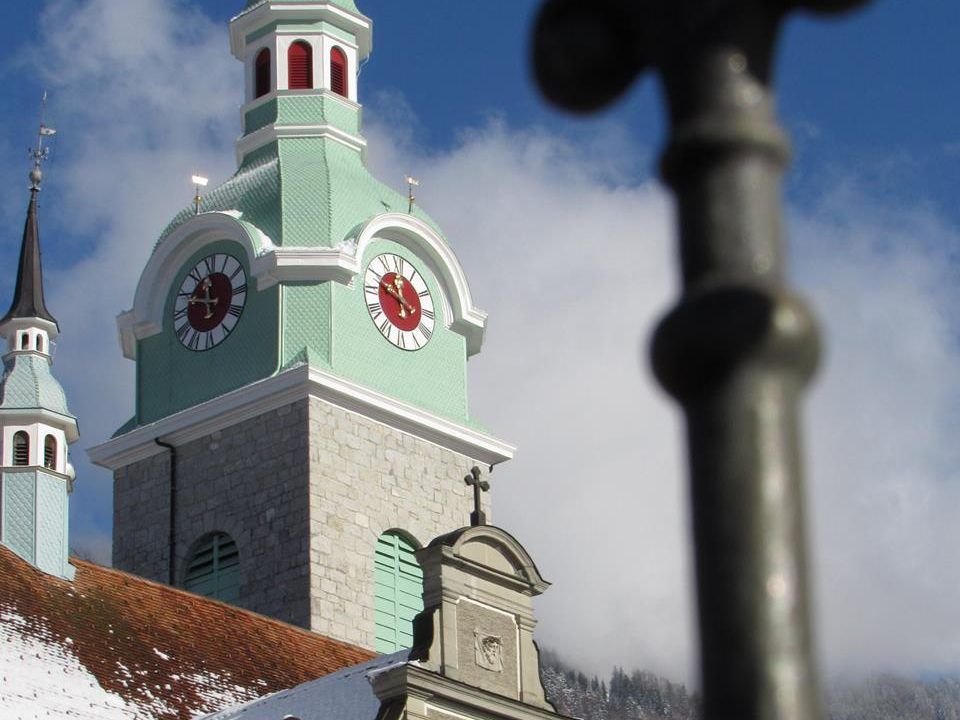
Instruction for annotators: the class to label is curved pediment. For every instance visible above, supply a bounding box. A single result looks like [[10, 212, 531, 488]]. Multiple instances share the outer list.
[[120, 211, 488, 361], [431, 525, 549, 594], [118, 212, 271, 360]]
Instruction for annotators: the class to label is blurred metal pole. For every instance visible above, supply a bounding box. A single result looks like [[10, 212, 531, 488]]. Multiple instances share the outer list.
[[532, 2, 873, 718]]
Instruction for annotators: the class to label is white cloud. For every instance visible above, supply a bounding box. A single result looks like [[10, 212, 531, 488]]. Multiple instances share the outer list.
[[794, 187, 960, 678], [3, 0, 958, 688]]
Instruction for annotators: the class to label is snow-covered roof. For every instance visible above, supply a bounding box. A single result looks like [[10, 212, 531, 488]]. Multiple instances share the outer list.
[[201, 651, 411, 720], [0, 545, 374, 719]]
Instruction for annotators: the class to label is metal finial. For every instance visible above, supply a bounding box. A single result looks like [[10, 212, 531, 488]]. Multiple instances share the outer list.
[[406, 175, 420, 214], [464, 466, 490, 527], [28, 92, 56, 191], [192, 174, 209, 215]]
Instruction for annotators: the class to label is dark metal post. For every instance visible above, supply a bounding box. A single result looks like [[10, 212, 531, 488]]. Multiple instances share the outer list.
[[532, 2, 873, 718]]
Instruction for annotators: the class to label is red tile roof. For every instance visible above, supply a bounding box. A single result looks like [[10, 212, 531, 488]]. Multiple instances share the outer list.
[[0, 545, 375, 719]]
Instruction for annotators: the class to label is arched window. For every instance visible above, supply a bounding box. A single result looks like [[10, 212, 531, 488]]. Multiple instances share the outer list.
[[374, 531, 423, 653], [255, 47, 271, 98], [184, 532, 240, 602], [287, 41, 313, 90], [43, 435, 57, 470], [13, 431, 29, 466], [19, 334, 27, 350], [36, 336, 43, 353], [330, 47, 348, 97]]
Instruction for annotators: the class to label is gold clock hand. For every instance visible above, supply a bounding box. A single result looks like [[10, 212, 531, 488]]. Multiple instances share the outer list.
[[188, 278, 219, 319], [381, 278, 416, 316]]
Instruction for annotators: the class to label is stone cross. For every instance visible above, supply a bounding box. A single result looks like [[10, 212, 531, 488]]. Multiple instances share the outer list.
[[532, 2, 874, 719], [464, 466, 489, 527]]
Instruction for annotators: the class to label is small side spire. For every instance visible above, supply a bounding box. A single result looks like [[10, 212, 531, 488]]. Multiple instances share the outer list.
[[1, 95, 57, 328]]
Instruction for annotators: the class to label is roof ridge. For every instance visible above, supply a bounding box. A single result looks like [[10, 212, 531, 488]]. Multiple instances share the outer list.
[[69, 557, 374, 656]]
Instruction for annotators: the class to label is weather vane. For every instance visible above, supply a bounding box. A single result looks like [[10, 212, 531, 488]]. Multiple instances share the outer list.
[[28, 91, 57, 191], [406, 175, 419, 214]]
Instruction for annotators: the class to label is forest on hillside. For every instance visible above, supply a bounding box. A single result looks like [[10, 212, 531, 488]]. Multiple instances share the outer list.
[[540, 651, 960, 720]]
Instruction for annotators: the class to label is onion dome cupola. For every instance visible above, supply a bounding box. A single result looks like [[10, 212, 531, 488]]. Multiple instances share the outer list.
[[0, 167, 79, 581]]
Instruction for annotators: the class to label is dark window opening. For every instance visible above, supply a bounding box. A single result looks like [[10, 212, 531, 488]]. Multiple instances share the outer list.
[[44, 435, 57, 470], [255, 47, 271, 98], [13, 431, 29, 466]]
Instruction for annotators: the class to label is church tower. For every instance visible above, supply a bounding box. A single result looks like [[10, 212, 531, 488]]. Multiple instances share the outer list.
[[0, 157, 79, 581], [89, 0, 513, 654]]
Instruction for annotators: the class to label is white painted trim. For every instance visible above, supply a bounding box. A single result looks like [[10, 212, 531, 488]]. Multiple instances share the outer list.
[[118, 212, 486, 357], [230, 2, 372, 62], [251, 245, 359, 288], [355, 214, 488, 356], [0, 411, 78, 444], [86, 365, 515, 470], [119, 212, 272, 360], [0, 317, 58, 344], [235, 122, 367, 165]]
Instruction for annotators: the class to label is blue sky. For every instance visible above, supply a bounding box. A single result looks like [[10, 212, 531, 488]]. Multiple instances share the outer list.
[[0, 0, 958, 685]]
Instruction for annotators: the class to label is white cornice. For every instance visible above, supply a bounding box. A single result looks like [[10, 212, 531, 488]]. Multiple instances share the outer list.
[[370, 665, 559, 720], [230, 2, 372, 61], [235, 122, 367, 165], [86, 365, 514, 471], [0, 317, 59, 340], [123, 211, 487, 358], [0, 409, 79, 443], [251, 245, 359, 288]]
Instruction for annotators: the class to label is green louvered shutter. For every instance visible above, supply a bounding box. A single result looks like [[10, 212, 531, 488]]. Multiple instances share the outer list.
[[184, 533, 240, 603], [374, 532, 424, 653]]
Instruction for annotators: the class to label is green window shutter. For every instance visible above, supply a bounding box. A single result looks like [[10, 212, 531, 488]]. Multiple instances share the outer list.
[[185, 532, 240, 603], [374, 532, 423, 653]]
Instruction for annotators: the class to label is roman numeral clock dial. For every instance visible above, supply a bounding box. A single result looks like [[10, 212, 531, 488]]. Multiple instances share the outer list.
[[172, 253, 247, 351], [364, 253, 435, 351]]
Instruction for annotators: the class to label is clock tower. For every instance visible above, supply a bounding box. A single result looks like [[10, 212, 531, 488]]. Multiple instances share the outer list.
[[89, 0, 513, 654]]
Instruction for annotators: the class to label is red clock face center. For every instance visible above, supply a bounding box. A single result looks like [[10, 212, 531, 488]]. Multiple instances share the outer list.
[[378, 272, 422, 331], [187, 273, 233, 332]]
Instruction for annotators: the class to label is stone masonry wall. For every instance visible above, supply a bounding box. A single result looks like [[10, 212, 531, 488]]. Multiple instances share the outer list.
[[113, 400, 312, 628], [113, 394, 491, 650], [306, 396, 487, 649]]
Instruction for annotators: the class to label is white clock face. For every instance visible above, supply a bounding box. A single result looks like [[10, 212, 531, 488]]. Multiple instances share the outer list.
[[173, 253, 247, 352], [364, 253, 435, 351]]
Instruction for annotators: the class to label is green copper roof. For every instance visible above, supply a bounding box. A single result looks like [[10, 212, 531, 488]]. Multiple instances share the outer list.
[[157, 139, 440, 250], [244, 0, 360, 12], [0, 354, 73, 417]]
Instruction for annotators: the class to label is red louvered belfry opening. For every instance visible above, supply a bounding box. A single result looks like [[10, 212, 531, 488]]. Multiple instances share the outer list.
[[330, 47, 347, 97], [288, 41, 313, 90], [255, 48, 271, 98]]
